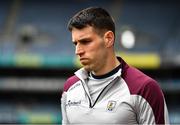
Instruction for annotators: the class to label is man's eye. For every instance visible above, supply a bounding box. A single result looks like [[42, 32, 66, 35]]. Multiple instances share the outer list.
[[73, 42, 77, 46], [81, 40, 91, 45]]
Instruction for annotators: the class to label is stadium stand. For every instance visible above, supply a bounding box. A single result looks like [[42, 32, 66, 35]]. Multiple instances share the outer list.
[[0, 0, 180, 124]]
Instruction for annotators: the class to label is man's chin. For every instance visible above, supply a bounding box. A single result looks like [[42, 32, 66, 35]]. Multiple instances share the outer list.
[[83, 65, 92, 72]]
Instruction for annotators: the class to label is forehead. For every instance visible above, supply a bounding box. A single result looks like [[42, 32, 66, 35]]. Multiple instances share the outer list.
[[71, 26, 97, 41]]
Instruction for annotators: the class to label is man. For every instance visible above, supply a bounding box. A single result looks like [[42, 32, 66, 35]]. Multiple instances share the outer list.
[[61, 7, 169, 124]]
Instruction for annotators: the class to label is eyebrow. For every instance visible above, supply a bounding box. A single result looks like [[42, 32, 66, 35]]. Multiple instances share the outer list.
[[72, 37, 91, 43]]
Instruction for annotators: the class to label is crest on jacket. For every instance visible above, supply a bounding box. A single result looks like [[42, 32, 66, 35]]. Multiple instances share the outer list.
[[107, 100, 116, 111]]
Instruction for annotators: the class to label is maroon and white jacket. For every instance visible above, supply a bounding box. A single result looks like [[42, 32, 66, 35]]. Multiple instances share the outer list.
[[61, 57, 169, 124]]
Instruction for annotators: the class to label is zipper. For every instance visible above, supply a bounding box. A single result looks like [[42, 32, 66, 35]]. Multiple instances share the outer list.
[[90, 77, 119, 108], [82, 77, 120, 108], [81, 79, 93, 108]]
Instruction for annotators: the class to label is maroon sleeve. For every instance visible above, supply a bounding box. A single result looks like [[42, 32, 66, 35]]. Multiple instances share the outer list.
[[140, 80, 165, 124], [122, 64, 166, 124], [64, 75, 80, 92]]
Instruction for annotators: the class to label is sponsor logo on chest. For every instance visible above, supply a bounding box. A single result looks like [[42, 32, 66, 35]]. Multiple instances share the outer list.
[[66, 100, 81, 107]]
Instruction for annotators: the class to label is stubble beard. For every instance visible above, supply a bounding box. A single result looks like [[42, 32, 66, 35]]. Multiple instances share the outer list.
[[82, 63, 93, 72], [82, 58, 105, 74]]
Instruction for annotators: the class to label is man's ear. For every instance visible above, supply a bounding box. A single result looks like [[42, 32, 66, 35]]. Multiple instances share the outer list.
[[104, 31, 115, 48]]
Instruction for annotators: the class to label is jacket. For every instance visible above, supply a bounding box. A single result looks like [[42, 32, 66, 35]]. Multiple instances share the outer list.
[[61, 57, 169, 124]]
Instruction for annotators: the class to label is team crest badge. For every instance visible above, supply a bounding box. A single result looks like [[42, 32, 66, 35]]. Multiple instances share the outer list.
[[107, 100, 116, 111]]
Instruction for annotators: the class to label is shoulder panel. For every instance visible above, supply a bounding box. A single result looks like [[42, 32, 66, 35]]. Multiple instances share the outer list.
[[64, 75, 80, 92], [122, 65, 165, 124]]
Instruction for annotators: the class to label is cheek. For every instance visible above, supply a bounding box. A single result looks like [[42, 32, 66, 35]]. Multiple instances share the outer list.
[[91, 40, 105, 52], [91, 46, 107, 61], [96, 42, 106, 55], [85, 39, 106, 59]]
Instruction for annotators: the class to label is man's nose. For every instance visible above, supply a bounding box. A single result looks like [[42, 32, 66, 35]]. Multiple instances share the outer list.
[[75, 44, 84, 55]]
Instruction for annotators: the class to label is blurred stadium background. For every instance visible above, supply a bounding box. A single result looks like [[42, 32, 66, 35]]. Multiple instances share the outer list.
[[0, 0, 180, 124]]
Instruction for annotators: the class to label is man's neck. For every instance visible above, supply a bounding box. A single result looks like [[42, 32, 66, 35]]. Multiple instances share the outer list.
[[92, 55, 120, 76]]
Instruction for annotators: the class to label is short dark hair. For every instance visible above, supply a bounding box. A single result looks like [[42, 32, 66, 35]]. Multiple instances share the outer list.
[[67, 7, 115, 36]]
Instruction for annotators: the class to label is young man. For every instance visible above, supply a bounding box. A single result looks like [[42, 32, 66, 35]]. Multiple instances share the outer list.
[[61, 7, 169, 124]]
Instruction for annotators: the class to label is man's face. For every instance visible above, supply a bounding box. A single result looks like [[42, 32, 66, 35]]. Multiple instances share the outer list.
[[72, 26, 107, 72]]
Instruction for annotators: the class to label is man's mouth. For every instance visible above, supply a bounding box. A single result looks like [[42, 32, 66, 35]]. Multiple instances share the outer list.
[[80, 58, 88, 61], [79, 58, 89, 64]]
